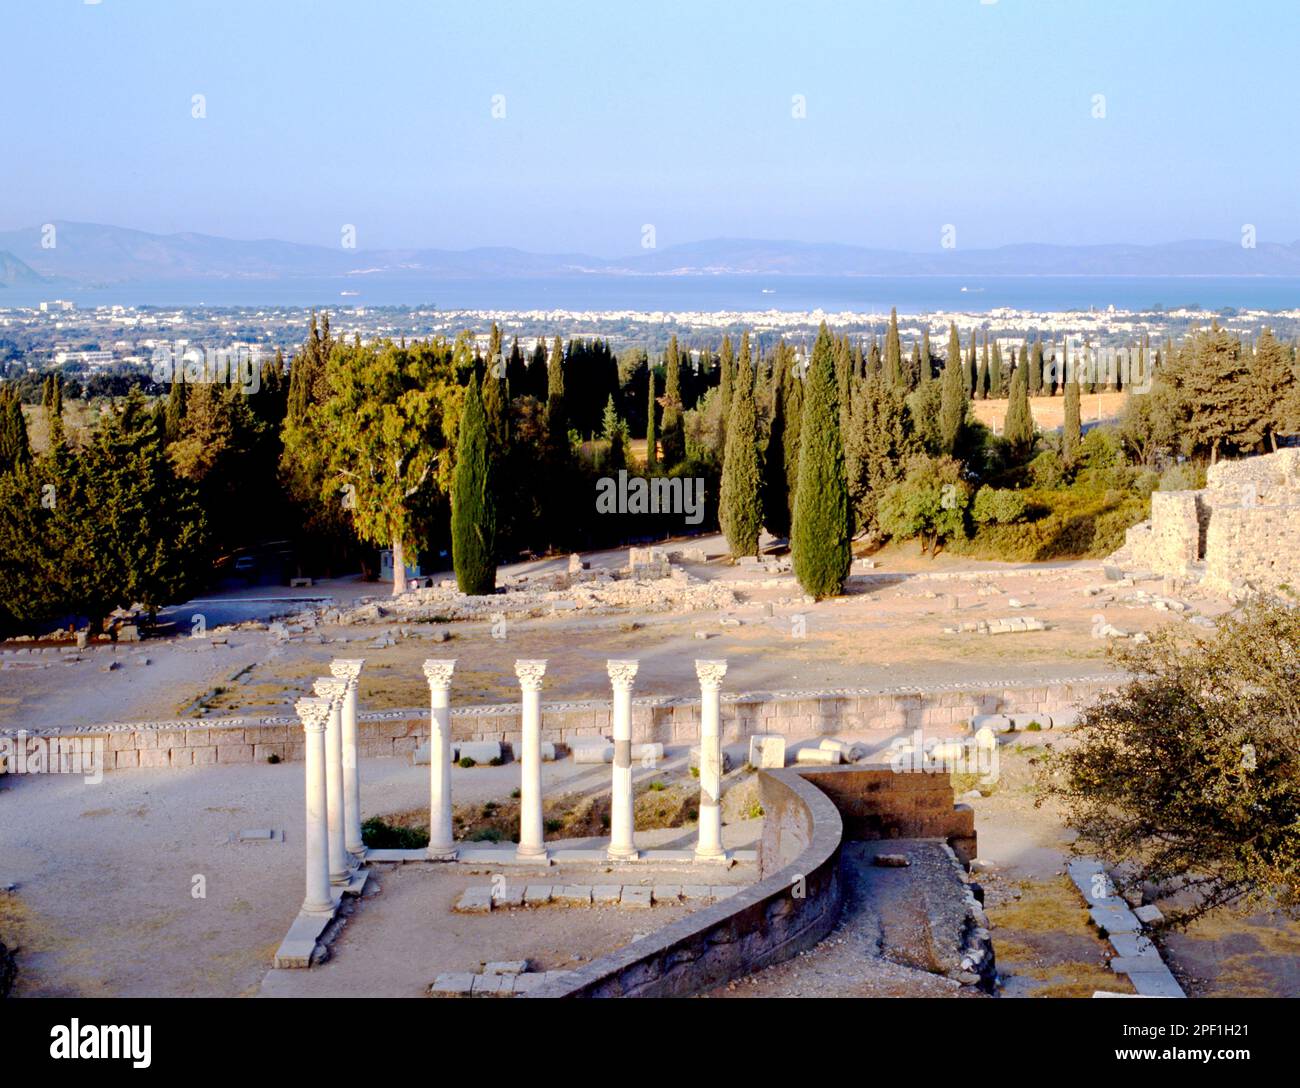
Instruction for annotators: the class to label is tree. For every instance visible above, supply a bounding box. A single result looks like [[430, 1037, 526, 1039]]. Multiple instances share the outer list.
[[1250, 328, 1295, 450], [644, 366, 658, 469], [545, 335, 567, 445], [451, 375, 497, 595], [1168, 325, 1259, 462], [0, 385, 30, 473], [990, 341, 1004, 398], [318, 340, 462, 596], [660, 336, 686, 468], [1045, 597, 1300, 927], [938, 323, 967, 456], [1062, 377, 1082, 463], [884, 308, 903, 390], [977, 335, 990, 400], [760, 350, 791, 538], [1003, 359, 1035, 460], [481, 350, 508, 448], [719, 342, 762, 558], [846, 368, 911, 533], [791, 324, 851, 598], [877, 454, 969, 557]]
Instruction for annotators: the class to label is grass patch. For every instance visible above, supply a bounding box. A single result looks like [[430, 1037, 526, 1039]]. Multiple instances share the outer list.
[[361, 816, 429, 849]]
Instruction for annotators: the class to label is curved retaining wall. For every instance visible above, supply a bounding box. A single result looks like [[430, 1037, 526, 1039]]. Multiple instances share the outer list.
[[526, 768, 845, 998]]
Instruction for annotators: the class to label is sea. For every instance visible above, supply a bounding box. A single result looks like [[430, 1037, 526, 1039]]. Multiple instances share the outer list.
[[3, 274, 1300, 314]]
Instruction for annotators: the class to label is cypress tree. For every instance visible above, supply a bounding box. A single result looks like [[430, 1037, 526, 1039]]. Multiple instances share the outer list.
[[884, 308, 903, 390], [645, 365, 658, 469], [990, 341, 1004, 398], [661, 337, 685, 468], [1029, 338, 1044, 396], [0, 385, 30, 474], [1063, 377, 1082, 463], [719, 344, 762, 558], [545, 336, 567, 444], [451, 375, 497, 595], [482, 355, 508, 447], [718, 334, 735, 426], [761, 351, 791, 538], [782, 343, 803, 529], [977, 334, 990, 400], [1004, 359, 1035, 460], [528, 341, 549, 400], [792, 324, 851, 599], [939, 330, 967, 457]]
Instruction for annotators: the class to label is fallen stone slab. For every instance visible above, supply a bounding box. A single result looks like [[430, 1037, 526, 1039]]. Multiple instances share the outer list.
[[454, 887, 493, 914], [794, 746, 840, 765], [651, 885, 681, 904], [748, 733, 787, 769], [573, 743, 614, 765], [818, 737, 868, 762], [1133, 904, 1165, 925], [971, 714, 1013, 734], [1107, 932, 1158, 958], [555, 885, 593, 905], [490, 884, 525, 908], [471, 973, 513, 995], [484, 960, 529, 976], [1114, 962, 1185, 999], [681, 884, 713, 901]]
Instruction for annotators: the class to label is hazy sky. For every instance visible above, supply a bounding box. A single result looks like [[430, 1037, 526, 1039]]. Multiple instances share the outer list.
[[3, 0, 1296, 254]]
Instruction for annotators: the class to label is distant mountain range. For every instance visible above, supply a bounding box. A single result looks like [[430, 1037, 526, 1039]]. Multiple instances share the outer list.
[[4, 221, 1300, 287]]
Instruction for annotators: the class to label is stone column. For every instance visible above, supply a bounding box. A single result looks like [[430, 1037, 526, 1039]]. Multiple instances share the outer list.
[[296, 697, 334, 915], [329, 658, 365, 859], [314, 677, 350, 884], [514, 660, 548, 861], [606, 659, 640, 860], [694, 659, 728, 861], [422, 659, 457, 860]]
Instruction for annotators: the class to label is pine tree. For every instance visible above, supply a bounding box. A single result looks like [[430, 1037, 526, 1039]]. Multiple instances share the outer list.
[[792, 324, 851, 599], [1063, 376, 1082, 462], [451, 375, 497, 595], [720, 345, 762, 558]]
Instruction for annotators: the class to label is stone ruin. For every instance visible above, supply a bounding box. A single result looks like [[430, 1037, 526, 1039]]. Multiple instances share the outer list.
[[1117, 448, 1300, 596]]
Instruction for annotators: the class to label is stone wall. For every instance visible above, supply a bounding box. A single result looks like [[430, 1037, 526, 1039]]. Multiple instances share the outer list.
[[528, 764, 975, 998], [528, 767, 844, 997], [1118, 448, 1300, 595], [0, 676, 1120, 773]]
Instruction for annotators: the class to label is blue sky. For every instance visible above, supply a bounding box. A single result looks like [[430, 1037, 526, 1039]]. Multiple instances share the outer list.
[[2, 0, 1295, 254]]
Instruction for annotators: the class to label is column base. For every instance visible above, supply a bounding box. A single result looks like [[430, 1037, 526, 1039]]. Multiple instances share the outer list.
[[515, 846, 550, 864], [426, 845, 458, 862], [694, 846, 727, 862], [607, 844, 639, 861], [329, 872, 351, 887], [302, 899, 335, 917], [346, 844, 366, 860]]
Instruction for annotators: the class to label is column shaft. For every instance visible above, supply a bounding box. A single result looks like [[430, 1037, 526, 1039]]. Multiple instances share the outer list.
[[515, 660, 547, 860], [695, 660, 727, 860], [298, 700, 333, 915], [607, 660, 639, 860]]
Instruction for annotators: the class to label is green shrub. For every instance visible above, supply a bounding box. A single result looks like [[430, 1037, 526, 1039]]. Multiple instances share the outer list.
[[458, 756, 476, 768], [972, 486, 1028, 526], [1027, 450, 1065, 490], [1160, 461, 1206, 492], [948, 486, 1150, 562], [361, 816, 429, 849]]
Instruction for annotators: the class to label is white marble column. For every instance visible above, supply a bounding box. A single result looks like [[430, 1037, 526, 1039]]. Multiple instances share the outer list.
[[694, 659, 728, 861], [314, 677, 350, 883], [296, 697, 334, 915], [514, 659, 548, 861], [422, 659, 457, 860], [606, 659, 639, 860], [329, 658, 365, 859]]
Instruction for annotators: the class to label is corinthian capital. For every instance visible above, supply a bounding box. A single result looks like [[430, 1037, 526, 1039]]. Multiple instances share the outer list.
[[694, 659, 728, 690], [422, 658, 457, 690], [606, 659, 639, 690], [313, 677, 346, 704], [295, 697, 332, 732], [329, 658, 365, 687], [514, 659, 548, 692]]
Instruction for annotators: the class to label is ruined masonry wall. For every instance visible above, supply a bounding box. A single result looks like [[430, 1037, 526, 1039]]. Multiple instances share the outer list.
[[3, 676, 1120, 772]]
